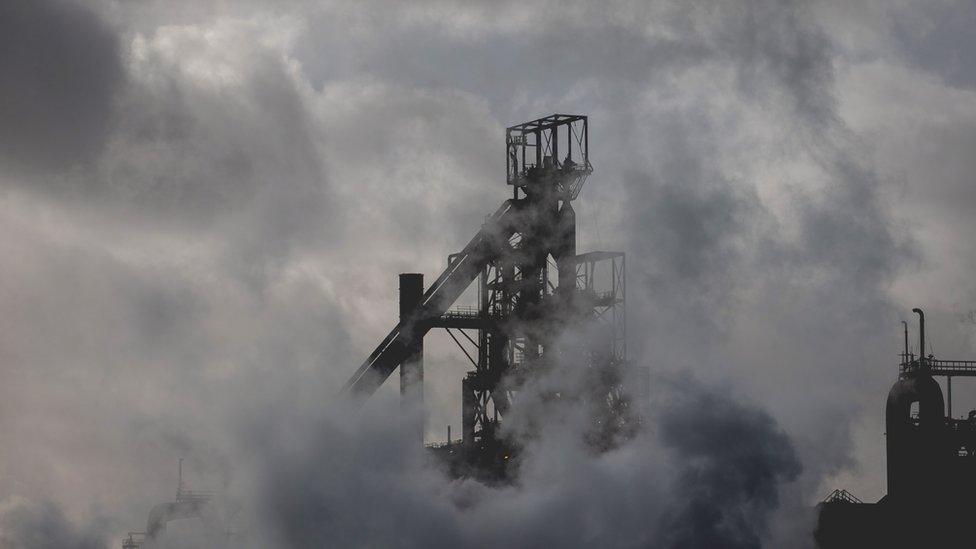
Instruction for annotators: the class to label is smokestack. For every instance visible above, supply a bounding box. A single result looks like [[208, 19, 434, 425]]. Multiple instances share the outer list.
[[399, 273, 424, 444], [902, 320, 909, 363], [913, 308, 925, 367]]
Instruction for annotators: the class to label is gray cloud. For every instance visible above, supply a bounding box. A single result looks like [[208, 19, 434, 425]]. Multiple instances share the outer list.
[[888, 0, 976, 90], [237, 362, 797, 548], [0, 497, 107, 549], [0, 0, 972, 547], [0, 0, 123, 176], [656, 377, 801, 549]]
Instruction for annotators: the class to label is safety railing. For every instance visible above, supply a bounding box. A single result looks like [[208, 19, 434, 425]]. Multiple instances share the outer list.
[[441, 306, 481, 319], [822, 489, 863, 504], [122, 533, 146, 549], [901, 358, 976, 376]]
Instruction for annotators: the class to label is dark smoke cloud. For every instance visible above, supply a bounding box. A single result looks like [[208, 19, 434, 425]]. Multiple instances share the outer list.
[[235, 367, 798, 548], [656, 378, 801, 548], [245, 404, 460, 548], [0, 0, 123, 176]]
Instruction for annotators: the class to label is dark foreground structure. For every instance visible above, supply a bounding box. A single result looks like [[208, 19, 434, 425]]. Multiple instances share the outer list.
[[344, 114, 646, 480], [815, 308, 976, 548]]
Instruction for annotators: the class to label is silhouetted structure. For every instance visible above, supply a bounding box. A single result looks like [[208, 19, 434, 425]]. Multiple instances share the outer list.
[[121, 532, 145, 549], [815, 308, 976, 548], [344, 114, 646, 480], [121, 460, 223, 548]]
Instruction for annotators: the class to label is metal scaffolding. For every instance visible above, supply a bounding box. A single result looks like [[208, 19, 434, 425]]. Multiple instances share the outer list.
[[344, 114, 644, 479]]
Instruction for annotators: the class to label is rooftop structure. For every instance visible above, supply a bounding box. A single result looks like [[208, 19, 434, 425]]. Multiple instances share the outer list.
[[815, 308, 976, 548]]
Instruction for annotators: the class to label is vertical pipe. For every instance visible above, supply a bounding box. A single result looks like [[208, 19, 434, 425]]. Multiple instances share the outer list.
[[509, 129, 515, 199], [948, 376, 953, 419], [612, 256, 618, 359], [584, 117, 588, 166], [521, 131, 525, 172], [622, 254, 627, 361], [535, 129, 542, 168], [478, 267, 488, 371], [902, 320, 909, 364], [913, 308, 925, 366], [552, 124, 559, 167], [448, 425, 451, 444], [555, 201, 576, 298], [462, 375, 476, 446], [502, 261, 515, 367], [567, 121, 572, 161], [400, 273, 424, 444]]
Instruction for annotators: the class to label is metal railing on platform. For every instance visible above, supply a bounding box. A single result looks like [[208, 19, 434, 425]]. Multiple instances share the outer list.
[[822, 489, 863, 504], [441, 306, 481, 318], [901, 358, 976, 377]]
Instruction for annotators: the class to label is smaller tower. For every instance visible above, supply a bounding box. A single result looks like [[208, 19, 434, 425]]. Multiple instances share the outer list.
[[399, 273, 425, 444]]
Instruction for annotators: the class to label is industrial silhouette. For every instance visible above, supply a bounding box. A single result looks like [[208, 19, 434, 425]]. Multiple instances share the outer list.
[[343, 114, 647, 479], [119, 114, 648, 545], [815, 308, 976, 548], [121, 459, 232, 548], [115, 114, 971, 547]]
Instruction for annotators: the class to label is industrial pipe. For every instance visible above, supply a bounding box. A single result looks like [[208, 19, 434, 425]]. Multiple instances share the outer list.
[[902, 320, 909, 363], [399, 273, 425, 445], [913, 308, 925, 366]]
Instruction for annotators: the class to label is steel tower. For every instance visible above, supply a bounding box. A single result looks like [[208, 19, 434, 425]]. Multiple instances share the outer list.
[[343, 114, 644, 478]]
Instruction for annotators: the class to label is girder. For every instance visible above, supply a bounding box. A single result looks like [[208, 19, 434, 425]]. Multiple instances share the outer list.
[[342, 200, 516, 397]]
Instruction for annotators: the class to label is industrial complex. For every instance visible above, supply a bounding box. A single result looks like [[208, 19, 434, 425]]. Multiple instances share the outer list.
[[122, 114, 647, 545], [118, 114, 967, 547], [342, 114, 646, 479], [816, 308, 976, 547]]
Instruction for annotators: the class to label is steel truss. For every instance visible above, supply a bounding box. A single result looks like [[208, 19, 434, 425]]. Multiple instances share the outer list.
[[345, 114, 645, 479]]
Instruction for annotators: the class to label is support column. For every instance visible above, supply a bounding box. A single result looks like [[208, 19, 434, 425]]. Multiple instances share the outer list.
[[399, 273, 424, 444], [462, 374, 476, 446], [948, 376, 953, 419], [554, 200, 577, 296]]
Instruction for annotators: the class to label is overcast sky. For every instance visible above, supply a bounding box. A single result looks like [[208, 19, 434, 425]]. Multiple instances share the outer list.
[[2, 0, 976, 547]]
